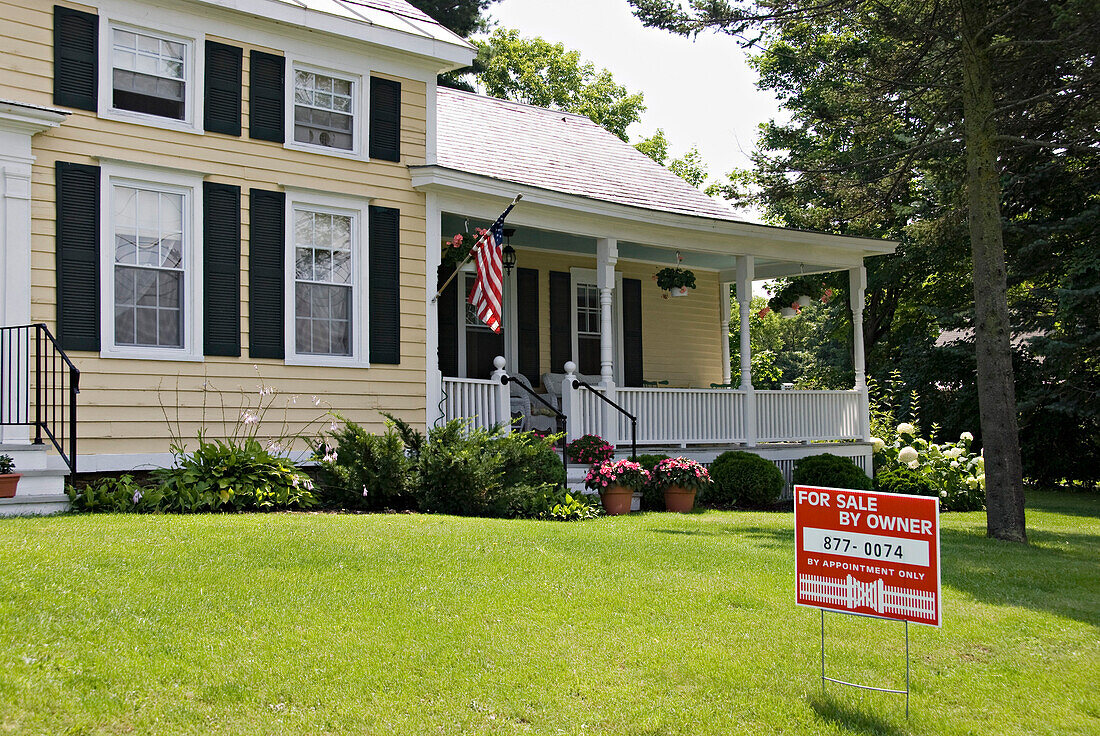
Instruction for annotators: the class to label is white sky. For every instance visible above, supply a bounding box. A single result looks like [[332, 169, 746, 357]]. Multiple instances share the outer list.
[[484, 0, 787, 223]]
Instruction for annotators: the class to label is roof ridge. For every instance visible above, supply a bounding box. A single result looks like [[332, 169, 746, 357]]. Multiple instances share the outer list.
[[438, 87, 594, 122]]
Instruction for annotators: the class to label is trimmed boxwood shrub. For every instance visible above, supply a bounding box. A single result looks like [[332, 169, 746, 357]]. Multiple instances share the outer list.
[[705, 451, 784, 508], [634, 453, 670, 511], [792, 453, 873, 491], [875, 466, 936, 497]]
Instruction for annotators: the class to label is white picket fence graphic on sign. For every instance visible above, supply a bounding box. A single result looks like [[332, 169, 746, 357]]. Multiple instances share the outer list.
[[799, 574, 936, 621]]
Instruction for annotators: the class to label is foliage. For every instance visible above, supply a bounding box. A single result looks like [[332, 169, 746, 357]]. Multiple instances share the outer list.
[[474, 28, 646, 141], [67, 475, 163, 513], [654, 267, 696, 292], [406, 0, 500, 37], [634, 453, 671, 511], [648, 457, 713, 494], [315, 418, 415, 511], [441, 226, 486, 270], [705, 451, 785, 508], [497, 431, 567, 490], [584, 459, 650, 493], [0, 454, 13, 474], [875, 466, 935, 499], [668, 146, 709, 189], [504, 483, 601, 521], [872, 425, 986, 512], [566, 434, 614, 466], [634, 129, 669, 165], [152, 436, 317, 512], [791, 453, 873, 492]]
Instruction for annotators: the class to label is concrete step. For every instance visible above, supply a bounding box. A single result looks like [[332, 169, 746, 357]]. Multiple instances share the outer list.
[[0, 492, 70, 516], [8, 468, 68, 495], [0, 443, 49, 471]]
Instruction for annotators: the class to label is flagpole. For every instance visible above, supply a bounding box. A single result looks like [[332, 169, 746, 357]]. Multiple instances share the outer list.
[[431, 194, 522, 303]]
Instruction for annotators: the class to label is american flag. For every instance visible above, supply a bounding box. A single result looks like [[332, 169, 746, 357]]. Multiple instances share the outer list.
[[467, 204, 516, 333]]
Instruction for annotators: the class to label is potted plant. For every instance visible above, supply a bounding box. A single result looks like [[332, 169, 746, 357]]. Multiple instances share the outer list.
[[585, 458, 649, 515], [0, 454, 19, 499], [649, 457, 712, 512], [655, 266, 697, 297], [566, 434, 614, 466]]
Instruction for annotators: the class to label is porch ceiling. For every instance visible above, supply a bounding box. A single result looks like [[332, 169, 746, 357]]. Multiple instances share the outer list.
[[440, 212, 861, 278]]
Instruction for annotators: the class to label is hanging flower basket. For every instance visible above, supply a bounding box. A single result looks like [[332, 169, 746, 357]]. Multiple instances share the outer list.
[[655, 267, 696, 296]]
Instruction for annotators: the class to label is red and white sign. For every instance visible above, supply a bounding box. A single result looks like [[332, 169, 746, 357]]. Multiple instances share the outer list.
[[795, 485, 941, 627]]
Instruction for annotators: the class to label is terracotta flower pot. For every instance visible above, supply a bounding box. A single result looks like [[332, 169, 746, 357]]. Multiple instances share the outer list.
[[0, 474, 21, 499], [600, 485, 634, 515], [663, 485, 696, 512]]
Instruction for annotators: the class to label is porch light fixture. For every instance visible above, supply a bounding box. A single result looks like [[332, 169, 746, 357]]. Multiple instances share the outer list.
[[502, 228, 517, 271]]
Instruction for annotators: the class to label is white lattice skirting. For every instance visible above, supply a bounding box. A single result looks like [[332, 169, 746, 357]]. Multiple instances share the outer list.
[[800, 573, 936, 621]]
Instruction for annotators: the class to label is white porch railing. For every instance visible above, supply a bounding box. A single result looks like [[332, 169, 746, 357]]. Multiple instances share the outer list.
[[756, 390, 861, 443], [441, 376, 508, 432], [616, 387, 747, 445]]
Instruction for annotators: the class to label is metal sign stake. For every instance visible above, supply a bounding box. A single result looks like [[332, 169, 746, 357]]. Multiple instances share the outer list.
[[820, 609, 911, 718]]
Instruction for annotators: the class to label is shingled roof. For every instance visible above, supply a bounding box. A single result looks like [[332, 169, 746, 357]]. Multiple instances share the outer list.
[[264, 0, 469, 45], [435, 88, 743, 222]]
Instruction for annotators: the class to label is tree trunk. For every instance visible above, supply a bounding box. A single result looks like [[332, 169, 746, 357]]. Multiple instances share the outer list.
[[959, 0, 1027, 542]]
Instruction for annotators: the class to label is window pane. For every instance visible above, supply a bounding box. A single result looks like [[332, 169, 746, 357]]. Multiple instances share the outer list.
[[135, 307, 158, 345], [332, 251, 351, 284], [112, 29, 187, 120], [115, 305, 135, 345], [295, 248, 314, 280]]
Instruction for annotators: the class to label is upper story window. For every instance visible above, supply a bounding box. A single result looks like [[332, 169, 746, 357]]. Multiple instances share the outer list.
[[293, 70, 355, 151], [111, 28, 188, 120]]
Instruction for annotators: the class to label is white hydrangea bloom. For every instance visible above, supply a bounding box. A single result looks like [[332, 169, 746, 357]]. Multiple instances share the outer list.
[[960, 431, 974, 442], [907, 460, 920, 470], [898, 446, 918, 464], [870, 436, 885, 453], [897, 422, 916, 435]]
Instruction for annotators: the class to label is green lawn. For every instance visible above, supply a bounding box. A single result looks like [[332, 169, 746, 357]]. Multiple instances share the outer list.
[[0, 491, 1097, 735]]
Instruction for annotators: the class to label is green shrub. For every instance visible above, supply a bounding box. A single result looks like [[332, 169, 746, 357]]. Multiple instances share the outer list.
[[633, 454, 670, 511], [792, 453, 873, 491], [414, 420, 508, 516], [318, 419, 414, 510], [705, 451, 785, 507], [502, 483, 600, 521], [153, 436, 317, 512], [68, 474, 163, 513], [875, 466, 936, 497], [498, 431, 566, 490]]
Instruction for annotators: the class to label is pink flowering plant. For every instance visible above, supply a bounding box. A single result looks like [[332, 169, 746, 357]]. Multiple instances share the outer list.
[[566, 434, 614, 466], [648, 457, 713, 493], [584, 459, 650, 493]]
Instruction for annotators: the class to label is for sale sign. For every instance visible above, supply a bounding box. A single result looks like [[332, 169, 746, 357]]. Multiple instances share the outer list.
[[795, 485, 941, 627]]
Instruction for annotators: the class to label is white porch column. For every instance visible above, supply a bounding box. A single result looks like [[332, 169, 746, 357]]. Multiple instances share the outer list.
[[424, 191, 444, 428], [596, 238, 618, 446], [0, 103, 67, 445], [490, 355, 511, 435], [561, 361, 580, 442], [736, 256, 757, 446], [849, 266, 871, 441], [720, 281, 732, 386]]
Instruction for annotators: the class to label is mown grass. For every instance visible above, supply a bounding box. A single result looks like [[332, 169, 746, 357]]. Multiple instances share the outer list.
[[0, 490, 1096, 735]]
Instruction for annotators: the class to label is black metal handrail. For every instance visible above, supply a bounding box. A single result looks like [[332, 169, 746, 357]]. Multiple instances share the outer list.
[[500, 373, 569, 475], [0, 324, 80, 473], [571, 379, 637, 461]]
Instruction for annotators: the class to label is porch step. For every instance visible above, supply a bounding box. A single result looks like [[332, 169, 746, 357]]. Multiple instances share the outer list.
[[0, 443, 50, 470], [0, 444, 70, 515], [0, 491, 70, 516]]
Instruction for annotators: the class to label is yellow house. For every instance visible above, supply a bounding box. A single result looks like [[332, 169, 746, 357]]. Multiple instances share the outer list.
[[0, 0, 895, 514]]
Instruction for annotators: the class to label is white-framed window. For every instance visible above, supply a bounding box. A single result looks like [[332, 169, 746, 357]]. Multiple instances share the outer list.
[[99, 163, 203, 361], [570, 268, 623, 382], [284, 190, 370, 367], [99, 21, 200, 133], [287, 64, 362, 157]]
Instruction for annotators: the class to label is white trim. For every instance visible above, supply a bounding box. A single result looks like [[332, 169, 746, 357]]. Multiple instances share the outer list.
[[283, 190, 371, 368], [284, 60, 365, 160], [98, 161, 203, 361], [97, 19, 203, 135], [425, 191, 443, 425]]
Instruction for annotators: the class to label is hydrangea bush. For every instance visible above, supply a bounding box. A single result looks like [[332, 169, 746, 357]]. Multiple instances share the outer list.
[[870, 423, 986, 511], [584, 459, 650, 493], [648, 457, 713, 493]]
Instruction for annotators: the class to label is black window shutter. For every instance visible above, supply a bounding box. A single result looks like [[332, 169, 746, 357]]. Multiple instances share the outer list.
[[55, 161, 100, 351], [516, 267, 540, 386], [204, 41, 242, 136], [53, 5, 98, 111], [437, 265, 458, 377], [369, 205, 401, 364], [549, 270, 571, 373], [369, 77, 401, 162], [622, 278, 643, 387], [248, 189, 285, 359], [203, 182, 241, 356], [249, 51, 284, 143]]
